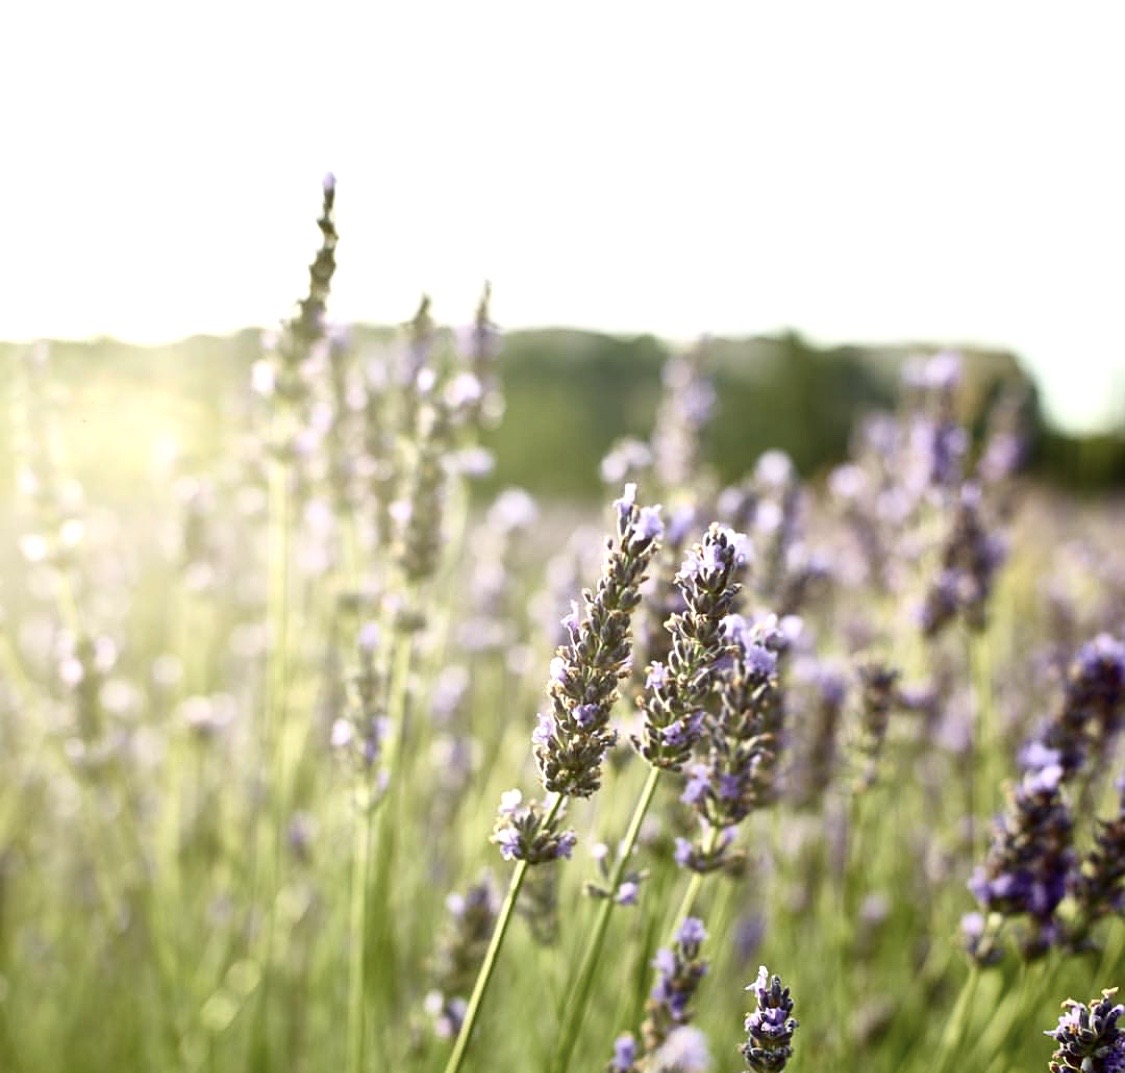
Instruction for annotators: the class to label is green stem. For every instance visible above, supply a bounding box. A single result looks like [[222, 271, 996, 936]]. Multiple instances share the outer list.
[[552, 765, 663, 1073], [355, 622, 417, 1066], [251, 451, 293, 1069], [969, 628, 996, 838], [345, 786, 376, 1073], [667, 824, 722, 942], [935, 963, 981, 1073], [444, 793, 566, 1073]]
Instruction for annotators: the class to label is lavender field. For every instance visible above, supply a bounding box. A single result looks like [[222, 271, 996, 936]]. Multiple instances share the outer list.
[[2, 178, 1123, 1073]]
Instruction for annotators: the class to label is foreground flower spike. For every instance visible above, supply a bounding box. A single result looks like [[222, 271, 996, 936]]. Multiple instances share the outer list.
[[636, 524, 750, 772], [742, 966, 799, 1072], [1044, 988, 1125, 1073], [534, 484, 664, 798], [968, 761, 1075, 960]]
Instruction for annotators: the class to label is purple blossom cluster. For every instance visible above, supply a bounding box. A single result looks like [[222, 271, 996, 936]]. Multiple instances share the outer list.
[[681, 614, 788, 830], [640, 917, 710, 1055], [490, 790, 577, 865], [967, 760, 1075, 960], [650, 341, 715, 495], [1045, 988, 1125, 1073], [853, 656, 902, 791], [1066, 777, 1125, 948], [634, 524, 749, 772], [533, 484, 664, 798], [330, 622, 391, 789], [742, 965, 799, 1072]]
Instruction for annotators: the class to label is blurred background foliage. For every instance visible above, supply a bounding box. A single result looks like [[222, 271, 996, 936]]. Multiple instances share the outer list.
[[1, 329, 1122, 505]]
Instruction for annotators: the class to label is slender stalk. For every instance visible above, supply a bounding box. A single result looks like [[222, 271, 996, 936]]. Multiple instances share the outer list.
[[667, 823, 722, 943], [345, 786, 376, 1073], [443, 793, 565, 1073], [370, 626, 417, 1009], [552, 765, 663, 1073], [251, 451, 294, 1070], [969, 628, 996, 828], [935, 963, 980, 1073]]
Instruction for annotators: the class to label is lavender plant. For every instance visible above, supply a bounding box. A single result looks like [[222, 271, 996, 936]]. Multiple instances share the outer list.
[[444, 484, 662, 1073], [742, 966, 799, 1073], [1044, 989, 1125, 1073]]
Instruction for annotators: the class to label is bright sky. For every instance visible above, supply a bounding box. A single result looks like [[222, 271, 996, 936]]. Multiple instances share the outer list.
[[3, 2, 1123, 431]]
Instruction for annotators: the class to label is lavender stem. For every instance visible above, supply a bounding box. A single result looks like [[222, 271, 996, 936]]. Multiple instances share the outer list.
[[552, 764, 663, 1073], [444, 793, 567, 1073]]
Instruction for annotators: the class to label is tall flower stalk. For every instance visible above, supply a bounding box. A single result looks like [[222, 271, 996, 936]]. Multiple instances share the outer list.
[[552, 523, 748, 1073], [443, 485, 662, 1073], [249, 173, 338, 1071]]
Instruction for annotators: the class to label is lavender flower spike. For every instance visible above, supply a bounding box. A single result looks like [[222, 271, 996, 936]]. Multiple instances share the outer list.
[[1045, 988, 1125, 1073], [968, 761, 1074, 961], [636, 523, 749, 772], [742, 966, 799, 1072], [641, 917, 710, 1055], [534, 484, 663, 798]]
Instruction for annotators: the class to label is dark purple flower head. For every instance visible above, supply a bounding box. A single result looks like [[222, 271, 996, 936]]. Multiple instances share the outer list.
[[969, 765, 1075, 960], [676, 916, 707, 953], [742, 965, 798, 1072], [1045, 988, 1125, 1073]]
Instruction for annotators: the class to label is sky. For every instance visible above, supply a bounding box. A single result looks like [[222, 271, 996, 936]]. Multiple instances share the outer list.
[[2, 1, 1123, 432]]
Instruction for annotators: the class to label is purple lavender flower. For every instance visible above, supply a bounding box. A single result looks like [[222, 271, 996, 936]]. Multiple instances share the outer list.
[[680, 614, 788, 834], [1041, 634, 1125, 781], [534, 485, 663, 798], [853, 657, 901, 791], [608, 1033, 638, 1073], [334, 625, 390, 784], [651, 341, 715, 494], [1045, 988, 1125, 1073], [789, 659, 848, 810], [742, 965, 798, 1072], [968, 764, 1075, 960], [635, 524, 748, 772], [641, 917, 709, 1054], [489, 791, 577, 866]]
